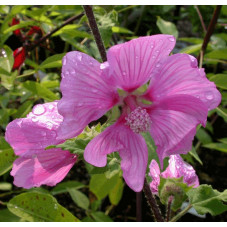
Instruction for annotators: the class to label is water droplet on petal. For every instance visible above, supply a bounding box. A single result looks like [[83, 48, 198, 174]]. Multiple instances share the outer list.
[[71, 70, 76, 75], [48, 104, 54, 110], [31, 116, 39, 122], [150, 45, 154, 48], [46, 121, 53, 129], [77, 54, 82, 61], [168, 37, 175, 42], [152, 55, 156, 59], [33, 105, 46, 116], [122, 71, 126, 76], [205, 91, 213, 100], [77, 102, 83, 106], [156, 50, 159, 54], [41, 131, 47, 136], [156, 63, 161, 68], [65, 70, 69, 75], [135, 56, 139, 59]]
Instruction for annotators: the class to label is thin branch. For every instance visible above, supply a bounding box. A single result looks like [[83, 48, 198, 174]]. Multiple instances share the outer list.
[[166, 195, 174, 222], [194, 6, 207, 33], [136, 191, 142, 222], [197, 6, 222, 64], [143, 178, 164, 222], [27, 13, 84, 51], [170, 204, 192, 222], [83, 5, 107, 62]]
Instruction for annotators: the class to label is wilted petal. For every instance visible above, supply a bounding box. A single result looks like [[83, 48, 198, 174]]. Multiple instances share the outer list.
[[11, 148, 76, 189], [162, 155, 199, 187], [148, 95, 208, 166], [57, 51, 119, 140], [107, 35, 175, 92], [149, 160, 161, 194], [84, 120, 148, 192], [5, 101, 63, 157], [145, 54, 221, 110]]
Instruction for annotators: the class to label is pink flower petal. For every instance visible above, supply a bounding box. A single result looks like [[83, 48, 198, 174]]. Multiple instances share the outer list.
[[84, 121, 148, 192], [11, 148, 76, 189], [149, 160, 161, 194], [5, 102, 63, 157], [162, 155, 199, 188], [148, 95, 208, 166], [145, 54, 221, 110], [107, 35, 175, 92], [57, 51, 119, 140]]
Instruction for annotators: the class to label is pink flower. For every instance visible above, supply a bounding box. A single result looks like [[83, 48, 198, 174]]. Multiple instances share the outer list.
[[149, 155, 199, 194], [5, 101, 76, 189], [57, 35, 221, 192]]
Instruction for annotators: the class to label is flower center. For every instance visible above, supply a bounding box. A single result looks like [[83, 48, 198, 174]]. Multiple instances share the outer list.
[[125, 107, 151, 133]]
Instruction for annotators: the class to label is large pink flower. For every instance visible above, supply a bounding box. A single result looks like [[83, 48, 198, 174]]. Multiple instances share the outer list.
[[57, 35, 221, 192], [149, 155, 199, 194], [5, 101, 76, 189]]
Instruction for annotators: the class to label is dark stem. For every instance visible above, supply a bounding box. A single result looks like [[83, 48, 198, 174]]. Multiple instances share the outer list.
[[136, 191, 142, 222], [143, 178, 164, 222], [166, 195, 174, 222], [83, 5, 107, 62], [197, 5, 222, 63], [194, 6, 207, 33], [27, 13, 84, 51]]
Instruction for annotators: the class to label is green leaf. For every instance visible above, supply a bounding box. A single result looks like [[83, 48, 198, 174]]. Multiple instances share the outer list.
[[196, 128, 212, 144], [218, 138, 227, 144], [109, 177, 124, 205], [90, 211, 113, 222], [51, 181, 85, 195], [216, 107, 227, 122], [156, 16, 178, 39], [12, 100, 33, 119], [112, 26, 133, 34], [68, 189, 89, 210], [209, 74, 227, 90], [0, 70, 17, 90], [179, 37, 203, 44], [7, 192, 80, 222], [0, 137, 17, 176], [0, 209, 21, 222], [39, 53, 66, 69], [22, 81, 59, 101], [0, 182, 12, 191], [203, 143, 227, 153], [187, 185, 227, 215], [89, 173, 120, 200], [0, 45, 14, 72], [180, 44, 202, 54], [3, 21, 38, 34], [189, 147, 203, 165], [204, 48, 227, 60], [52, 24, 81, 36]]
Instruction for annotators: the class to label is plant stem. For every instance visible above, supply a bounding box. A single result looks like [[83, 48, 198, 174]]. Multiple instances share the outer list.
[[83, 5, 107, 62], [143, 178, 164, 222], [27, 12, 84, 51], [194, 6, 207, 33], [197, 5, 222, 63], [166, 195, 174, 222], [136, 191, 142, 222], [170, 204, 192, 222]]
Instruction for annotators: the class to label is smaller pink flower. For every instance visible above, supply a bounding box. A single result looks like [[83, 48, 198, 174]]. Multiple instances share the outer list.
[[149, 155, 199, 194], [5, 101, 76, 189]]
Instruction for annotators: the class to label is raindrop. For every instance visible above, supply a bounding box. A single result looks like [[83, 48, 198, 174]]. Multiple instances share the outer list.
[[48, 104, 54, 110], [152, 56, 156, 59], [77, 102, 83, 106], [156, 63, 161, 68], [122, 71, 126, 76], [168, 37, 175, 42], [205, 91, 213, 100], [156, 50, 159, 54], [77, 54, 82, 61], [150, 45, 154, 48], [46, 121, 53, 129], [71, 70, 76, 75], [135, 56, 139, 59], [33, 105, 46, 116], [89, 61, 93, 65], [41, 131, 47, 136], [54, 204, 58, 210], [31, 116, 39, 122]]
